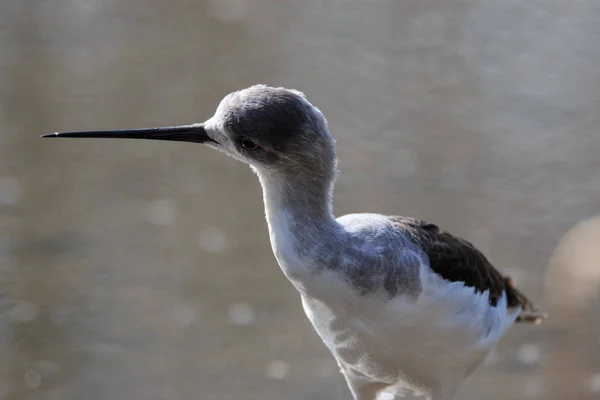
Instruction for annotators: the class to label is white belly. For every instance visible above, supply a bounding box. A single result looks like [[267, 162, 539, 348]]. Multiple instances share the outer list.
[[299, 266, 520, 393]]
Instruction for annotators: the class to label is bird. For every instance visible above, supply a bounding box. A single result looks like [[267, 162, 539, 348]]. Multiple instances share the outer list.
[[43, 85, 546, 400]]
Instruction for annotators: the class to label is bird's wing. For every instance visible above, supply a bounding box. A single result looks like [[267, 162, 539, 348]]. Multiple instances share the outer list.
[[387, 216, 544, 323]]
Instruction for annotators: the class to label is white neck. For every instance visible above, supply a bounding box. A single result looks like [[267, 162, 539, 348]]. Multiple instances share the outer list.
[[257, 171, 340, 279]]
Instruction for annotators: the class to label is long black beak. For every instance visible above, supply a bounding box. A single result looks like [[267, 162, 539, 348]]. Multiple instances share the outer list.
[[41, 123, 216, 144]]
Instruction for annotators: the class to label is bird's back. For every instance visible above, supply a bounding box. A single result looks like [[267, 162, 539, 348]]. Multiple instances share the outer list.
[[386, 216, 545, 323]]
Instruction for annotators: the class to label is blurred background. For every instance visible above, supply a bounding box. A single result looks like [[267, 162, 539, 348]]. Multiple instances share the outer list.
[[1, 0, 600, 399]]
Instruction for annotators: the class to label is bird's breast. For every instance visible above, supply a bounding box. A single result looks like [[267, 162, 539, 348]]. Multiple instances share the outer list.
[[299, 267, 521, 390]]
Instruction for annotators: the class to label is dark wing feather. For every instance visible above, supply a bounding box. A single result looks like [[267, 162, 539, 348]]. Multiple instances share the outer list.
[[388, 216, 544, 323]]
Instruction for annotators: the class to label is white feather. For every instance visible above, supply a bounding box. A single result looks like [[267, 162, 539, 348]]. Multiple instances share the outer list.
[[299, 263, 519, 397]]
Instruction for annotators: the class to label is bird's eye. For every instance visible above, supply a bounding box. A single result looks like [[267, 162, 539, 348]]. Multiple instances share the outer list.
[[240, 137, 260, 151]]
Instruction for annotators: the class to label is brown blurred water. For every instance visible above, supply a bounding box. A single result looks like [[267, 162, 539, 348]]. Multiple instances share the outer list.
[[1, 0, 600, 399]]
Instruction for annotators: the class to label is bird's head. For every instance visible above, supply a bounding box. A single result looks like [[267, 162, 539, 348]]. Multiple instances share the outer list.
[[43, 85, 337, 182]]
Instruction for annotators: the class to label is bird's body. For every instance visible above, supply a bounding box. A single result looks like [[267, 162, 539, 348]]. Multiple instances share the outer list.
[[264, 189, 526, 399], [44, 84, 545, 400]]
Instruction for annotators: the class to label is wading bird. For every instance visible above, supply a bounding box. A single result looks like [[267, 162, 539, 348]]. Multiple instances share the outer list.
[[43, 85, 545, 400]]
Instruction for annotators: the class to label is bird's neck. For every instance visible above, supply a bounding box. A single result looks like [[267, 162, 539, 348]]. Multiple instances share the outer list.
[[257, 170, 340, 279]]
